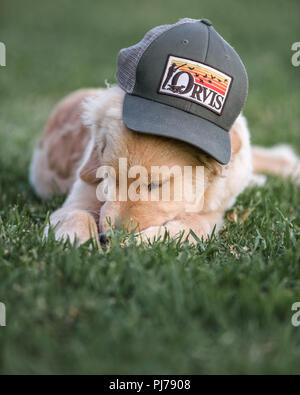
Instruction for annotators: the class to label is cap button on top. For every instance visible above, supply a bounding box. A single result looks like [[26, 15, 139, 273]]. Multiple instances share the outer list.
[[201, 18, 212, 26]]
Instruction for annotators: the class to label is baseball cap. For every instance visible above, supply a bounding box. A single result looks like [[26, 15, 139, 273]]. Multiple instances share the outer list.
[[116, 18, 248, 165]]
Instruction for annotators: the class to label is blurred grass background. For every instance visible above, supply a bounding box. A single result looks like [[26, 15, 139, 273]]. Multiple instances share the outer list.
[[0, 0, 300, 374], [1, 0, 300, 196]]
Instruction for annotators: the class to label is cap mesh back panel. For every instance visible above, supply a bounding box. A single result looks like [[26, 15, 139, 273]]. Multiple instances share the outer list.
[[116, 18, 199, 93]]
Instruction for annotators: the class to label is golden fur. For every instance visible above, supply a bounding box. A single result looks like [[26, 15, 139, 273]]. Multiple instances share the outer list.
[[30, 86, 300, 246]]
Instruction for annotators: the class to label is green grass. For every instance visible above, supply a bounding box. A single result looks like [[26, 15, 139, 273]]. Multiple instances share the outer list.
[[0, 0, 300, 374]]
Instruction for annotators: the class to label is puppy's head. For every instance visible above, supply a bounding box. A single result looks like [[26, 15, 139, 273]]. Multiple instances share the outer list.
[[81, 86, 248, 234]]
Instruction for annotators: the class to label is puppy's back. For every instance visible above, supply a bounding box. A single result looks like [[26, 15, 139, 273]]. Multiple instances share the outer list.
[[30, 89, 99, 199]]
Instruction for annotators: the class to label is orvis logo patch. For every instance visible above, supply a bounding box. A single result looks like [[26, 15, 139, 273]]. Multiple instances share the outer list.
[[159, 55, 232, 115]]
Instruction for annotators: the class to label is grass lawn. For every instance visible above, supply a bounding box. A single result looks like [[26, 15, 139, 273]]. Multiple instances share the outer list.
[[0, 0, 300, 374]]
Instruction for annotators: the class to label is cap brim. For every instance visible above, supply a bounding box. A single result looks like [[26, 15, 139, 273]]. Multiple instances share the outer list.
[[123, 94, 231, 165]]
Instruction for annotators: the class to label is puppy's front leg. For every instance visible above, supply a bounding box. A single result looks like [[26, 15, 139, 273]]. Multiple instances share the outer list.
[[137, 211, 224, 245], [45, 178, 101, 246]]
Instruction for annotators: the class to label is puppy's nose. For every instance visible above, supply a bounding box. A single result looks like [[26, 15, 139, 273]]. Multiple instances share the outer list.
[[98, 232, 109, 246]]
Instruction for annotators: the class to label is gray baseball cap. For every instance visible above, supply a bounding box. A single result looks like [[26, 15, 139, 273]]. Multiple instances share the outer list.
[[116, 18, 248, 164]]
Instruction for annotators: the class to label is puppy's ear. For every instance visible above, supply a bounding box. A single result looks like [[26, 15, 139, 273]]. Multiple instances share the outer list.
[[79, 145, 100, 184], [229, 127, 242, 155]]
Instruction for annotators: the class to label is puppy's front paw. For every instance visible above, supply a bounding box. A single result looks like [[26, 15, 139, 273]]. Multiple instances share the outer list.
[[135, 218, 217, 246], [136, 226, 165, 244], [136, 222, 186, 244], [45, 208, 100, 247]]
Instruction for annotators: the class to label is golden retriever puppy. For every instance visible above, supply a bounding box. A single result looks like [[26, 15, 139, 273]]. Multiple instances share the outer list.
[[30, 86, 300, 246]]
